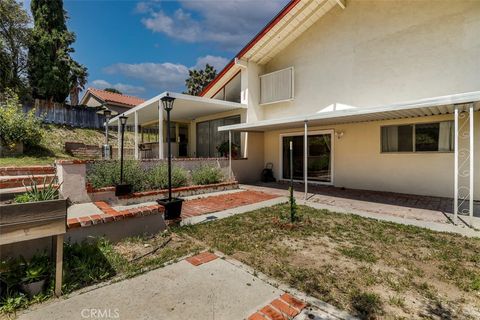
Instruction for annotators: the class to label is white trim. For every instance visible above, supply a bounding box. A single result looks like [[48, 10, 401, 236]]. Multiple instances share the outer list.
[[278, 129, 334, 186], [335, 0, 346, 9], [219, 91, 480, 132], [259, 98, 295, 106], [469, 105, 474, 220], [109, 91, 247, 124], [158, 100, 164, 159], [134, 111, 139, 160], [304, 121, 308, 199], [454, 108, 459, 224]]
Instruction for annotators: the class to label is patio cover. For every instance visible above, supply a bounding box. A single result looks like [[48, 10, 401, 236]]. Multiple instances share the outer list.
[[109, 92, 246, 126], [218, 91, 479, 225], [218, 91, 480, 132]]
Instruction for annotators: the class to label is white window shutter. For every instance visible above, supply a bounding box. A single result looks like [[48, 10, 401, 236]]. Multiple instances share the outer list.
[[260, 67, 294, 105]]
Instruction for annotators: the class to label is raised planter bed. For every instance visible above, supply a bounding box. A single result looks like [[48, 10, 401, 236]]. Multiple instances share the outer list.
[[87, 181, 239, 205], [0, 198, 67, 296]]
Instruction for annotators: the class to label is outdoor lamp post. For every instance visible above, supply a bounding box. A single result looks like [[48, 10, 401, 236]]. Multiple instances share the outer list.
[[156, 93, 184, 219], [115, 115, 132, 196], [103, 109, 112, 159]]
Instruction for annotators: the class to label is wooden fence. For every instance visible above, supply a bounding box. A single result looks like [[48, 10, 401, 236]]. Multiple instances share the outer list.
[[23, 100, 106, 129]]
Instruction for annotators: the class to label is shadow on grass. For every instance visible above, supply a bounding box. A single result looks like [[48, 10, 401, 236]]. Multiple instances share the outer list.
[[0, 240, 118, 314]]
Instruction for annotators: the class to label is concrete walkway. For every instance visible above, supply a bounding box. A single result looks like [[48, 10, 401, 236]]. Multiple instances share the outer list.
[[18, 253, 353, 320]]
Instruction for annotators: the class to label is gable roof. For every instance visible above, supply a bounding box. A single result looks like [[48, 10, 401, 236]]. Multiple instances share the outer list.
[[200, 0, 345, 98], [82, 88, 145, 107]]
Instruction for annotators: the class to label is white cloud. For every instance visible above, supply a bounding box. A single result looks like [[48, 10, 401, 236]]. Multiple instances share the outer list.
[[91, 80, 146, 95], [102, 55, 229, 92], [193, 55, 229, 71], [140, 0, 289, 50], [103, 62, 189, 91]]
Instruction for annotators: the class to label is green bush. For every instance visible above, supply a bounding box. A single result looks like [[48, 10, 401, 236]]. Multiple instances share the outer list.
[[191, 165, 224, 185], [146, 164, 188, 190], [14, 175, 59, 203], [87, 160, 146, 192], [0, 90, 43, 148]]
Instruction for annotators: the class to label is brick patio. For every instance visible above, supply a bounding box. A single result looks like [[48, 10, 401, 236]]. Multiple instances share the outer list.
[[246, 182, 480, 225], [180, 190, 279, 219], [67, 190, 279, 229]]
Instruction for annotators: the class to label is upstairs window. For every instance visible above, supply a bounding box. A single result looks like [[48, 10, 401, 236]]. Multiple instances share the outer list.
[[260, 67, 294, 105], [381, 121, 454, 153]]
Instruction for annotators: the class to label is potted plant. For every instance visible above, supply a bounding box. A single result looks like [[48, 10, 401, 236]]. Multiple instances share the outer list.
[[216, 141, 239, 158], [19, 254, 50, 297]]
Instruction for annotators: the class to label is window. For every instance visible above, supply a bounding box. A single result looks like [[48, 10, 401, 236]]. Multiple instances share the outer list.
[[260, 67, 294, 105], [381, 121, 453, 152], [196, 116, 241, 157]]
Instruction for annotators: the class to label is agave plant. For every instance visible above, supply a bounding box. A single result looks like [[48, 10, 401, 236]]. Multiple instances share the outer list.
[[14, 175, 62, 203]]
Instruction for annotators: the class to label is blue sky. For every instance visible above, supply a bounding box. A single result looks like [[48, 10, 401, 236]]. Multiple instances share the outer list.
[[23, 0, 289, 99]]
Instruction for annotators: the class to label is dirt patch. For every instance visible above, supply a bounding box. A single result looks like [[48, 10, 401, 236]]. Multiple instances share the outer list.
[[179, 204, 480, 319]]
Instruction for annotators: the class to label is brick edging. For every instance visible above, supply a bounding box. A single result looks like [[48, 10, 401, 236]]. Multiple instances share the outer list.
[[248, 293, 307, 320], [86, 181, 238, 197], [67, 201, 164, 229]]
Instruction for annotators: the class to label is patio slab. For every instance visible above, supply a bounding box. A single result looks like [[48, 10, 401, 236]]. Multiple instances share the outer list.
[[17, 254, 346, 320], [244, 183, 480, 237]]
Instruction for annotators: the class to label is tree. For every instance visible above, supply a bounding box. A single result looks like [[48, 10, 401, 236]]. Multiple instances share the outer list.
[[0, 0, 31, 96], [184, 64, 217, 96], [104, 88, 122, 94], [28, 0, 87, 103]]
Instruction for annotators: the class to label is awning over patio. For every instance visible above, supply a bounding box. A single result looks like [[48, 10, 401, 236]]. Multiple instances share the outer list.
[[107, 91, 246, 161], [218, 91, 479, 226], [109, 92, 246, 126], [218, 91, 480, 132]]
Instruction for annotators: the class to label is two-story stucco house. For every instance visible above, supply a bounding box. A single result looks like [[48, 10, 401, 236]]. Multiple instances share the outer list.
[[110, 0, 479, 221]]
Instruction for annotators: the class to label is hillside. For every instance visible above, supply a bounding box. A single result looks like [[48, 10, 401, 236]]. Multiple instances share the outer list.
[[0, 124, 138, 166]]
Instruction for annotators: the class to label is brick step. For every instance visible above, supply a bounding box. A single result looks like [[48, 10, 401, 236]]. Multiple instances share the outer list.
[[0, 165, 55, 176], [0, 174, 56, 189]]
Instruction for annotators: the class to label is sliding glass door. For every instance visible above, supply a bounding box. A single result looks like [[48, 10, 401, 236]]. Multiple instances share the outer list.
[[282, 132, 332, 183]]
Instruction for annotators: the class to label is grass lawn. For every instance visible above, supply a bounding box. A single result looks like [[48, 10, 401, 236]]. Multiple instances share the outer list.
[[0, 233, 204, 315], [0, 124, 137, 167], [176, 204, 480, 320], [3, 205, 479, 319]]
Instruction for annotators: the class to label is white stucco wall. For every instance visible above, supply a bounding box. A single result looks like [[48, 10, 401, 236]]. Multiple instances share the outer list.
[[260, 0, 480, 119], [263, 113, 480, 199]]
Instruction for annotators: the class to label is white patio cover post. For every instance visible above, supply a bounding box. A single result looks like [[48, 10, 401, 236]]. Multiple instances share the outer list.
[[134, 111, 139, 160], [117, 121, 121, 160], [229, 130, 232, 180], [158, 101, 164, 159], [454, 107, 459, 224], [469, 105, 474, 222], [304, 120, 308, 200]]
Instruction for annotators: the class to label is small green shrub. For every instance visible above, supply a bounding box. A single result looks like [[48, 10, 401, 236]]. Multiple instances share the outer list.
[[14, 175, 60, 203], [0, 89, 43, 148], [351, 291, 383, 319], [191, 165, 224, 185], [87, 160, 146, 192], [146, 164, 188, 190]]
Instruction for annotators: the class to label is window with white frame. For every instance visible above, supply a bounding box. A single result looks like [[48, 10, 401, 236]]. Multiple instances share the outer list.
[[260, 67, 294, 105], [381, 121, 454, 153]]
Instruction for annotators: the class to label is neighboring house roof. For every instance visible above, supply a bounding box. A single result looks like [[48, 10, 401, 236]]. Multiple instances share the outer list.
[[80, 88, 145, 108], [200, 0, 345, 98]]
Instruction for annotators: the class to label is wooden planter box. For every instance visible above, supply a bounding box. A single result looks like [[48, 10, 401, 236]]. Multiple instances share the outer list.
[[0, 198, 67, 296], [0, 199, 67, 246]]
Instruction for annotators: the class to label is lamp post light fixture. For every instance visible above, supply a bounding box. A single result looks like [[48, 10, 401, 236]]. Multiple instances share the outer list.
[[115, 115, 132, 196], [156, 93, 184, 219], [103, 109, 112, 159]]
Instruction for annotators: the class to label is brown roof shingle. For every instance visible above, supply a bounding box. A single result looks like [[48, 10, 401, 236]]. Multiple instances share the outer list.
[[87, 88, 145, 107]]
